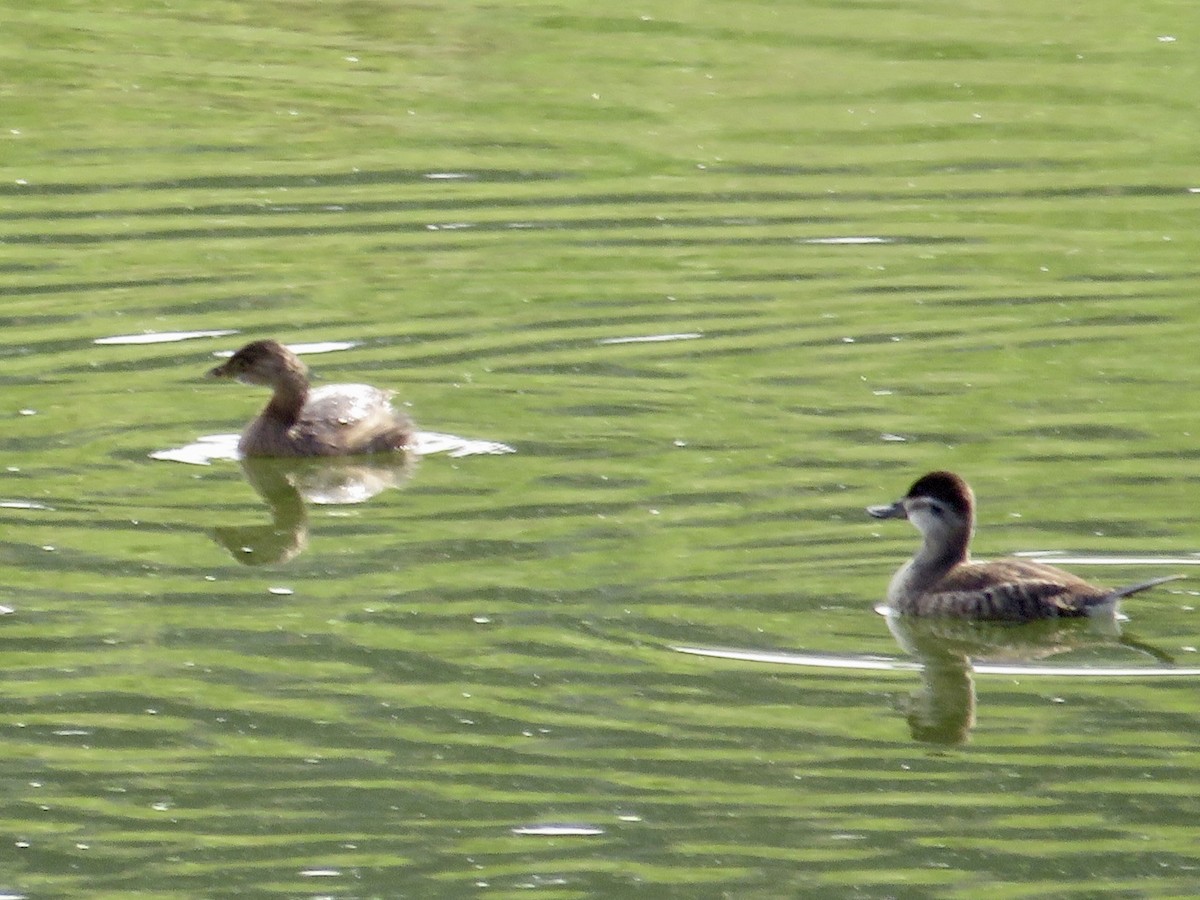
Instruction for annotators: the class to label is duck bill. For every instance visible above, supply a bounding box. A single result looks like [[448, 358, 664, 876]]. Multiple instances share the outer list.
[[866, 499, 908, 520], [207, 362, 232, 379]]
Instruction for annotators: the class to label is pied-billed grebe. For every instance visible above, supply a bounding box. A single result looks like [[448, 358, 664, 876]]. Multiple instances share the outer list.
[[867, 471, 1179, 620], [207, 339, 414, 457]]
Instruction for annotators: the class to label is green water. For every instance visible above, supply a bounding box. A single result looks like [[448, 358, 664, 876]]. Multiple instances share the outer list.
[[3, 0, 1200, 895]]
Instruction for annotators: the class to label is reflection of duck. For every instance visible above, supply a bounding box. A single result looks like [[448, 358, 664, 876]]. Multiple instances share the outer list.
[[886, 613, 1174, 746], [867, 471, 1180, 620], [211, 455, 413, 565], [207, 339, 414, 457], [890, 630, 975, 747]]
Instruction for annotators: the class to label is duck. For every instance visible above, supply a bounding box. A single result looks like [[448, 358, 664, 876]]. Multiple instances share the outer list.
[[867, 470, 1179, 620], [207, 339, 414, 457]]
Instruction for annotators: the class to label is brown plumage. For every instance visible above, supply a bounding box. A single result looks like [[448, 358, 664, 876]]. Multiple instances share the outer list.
[[207, 339, 414, 458], [867, 471, 1179, 621]]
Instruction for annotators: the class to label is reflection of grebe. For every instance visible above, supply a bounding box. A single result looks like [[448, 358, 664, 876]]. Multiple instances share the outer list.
[[210, 458, 308, 565], [868, 471, 1179, 620], [210, 456, 414, 566], [208, 339, 413, 457]]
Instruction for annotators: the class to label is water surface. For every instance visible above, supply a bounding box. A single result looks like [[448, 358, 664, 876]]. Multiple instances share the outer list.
[[3, 0, 1200, 895]]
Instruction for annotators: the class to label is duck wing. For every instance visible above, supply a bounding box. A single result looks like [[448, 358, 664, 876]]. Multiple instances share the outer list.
[[911, 578, 1091, 620], [920, 563, 1181, 621]]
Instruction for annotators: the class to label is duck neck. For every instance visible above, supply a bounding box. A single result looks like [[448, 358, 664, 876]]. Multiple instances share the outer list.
[[912, 528, 970, 581], [263, 370, 309, 427], [887, 517, 973, 608]]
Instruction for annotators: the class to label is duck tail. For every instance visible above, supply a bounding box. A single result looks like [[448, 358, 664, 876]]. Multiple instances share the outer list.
[[1105, 574, 1184, 602], [1081, 575, 1182, 631]]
